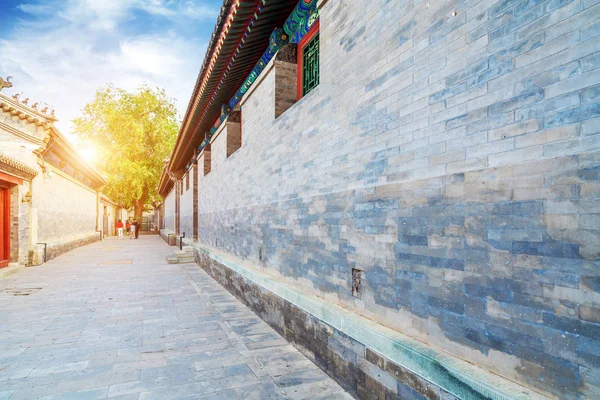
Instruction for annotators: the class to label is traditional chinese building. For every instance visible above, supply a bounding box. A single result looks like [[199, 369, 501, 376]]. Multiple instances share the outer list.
[[159, 1, 600, 398], [0, 79, 120, 275]]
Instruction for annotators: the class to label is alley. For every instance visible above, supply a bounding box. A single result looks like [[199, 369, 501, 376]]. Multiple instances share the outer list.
[[0, 236, 351, 400]]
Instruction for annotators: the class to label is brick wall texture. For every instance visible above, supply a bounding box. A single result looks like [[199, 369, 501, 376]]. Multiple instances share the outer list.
[[180, 171, 194, 238], [187, 0, 600, 398], [164, 188, 176, 232], [33, 172, 98, 245]]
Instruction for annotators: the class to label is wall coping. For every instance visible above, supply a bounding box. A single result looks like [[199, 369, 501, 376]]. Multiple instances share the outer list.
[[209, 115, 230, 146], [184, 239, 550, 400], [239, 54, 278, 109], [39, 231, 100, 248]]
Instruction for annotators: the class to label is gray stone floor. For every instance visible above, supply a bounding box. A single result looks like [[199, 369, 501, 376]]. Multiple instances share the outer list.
[[0, 236, 351, 400]]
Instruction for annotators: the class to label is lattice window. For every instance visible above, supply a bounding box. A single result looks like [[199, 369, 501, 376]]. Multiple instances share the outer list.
[[302, 32, 319, 96]]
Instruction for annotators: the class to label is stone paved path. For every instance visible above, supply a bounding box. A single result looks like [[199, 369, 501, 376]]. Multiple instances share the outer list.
[[0, 236, 351, 400]]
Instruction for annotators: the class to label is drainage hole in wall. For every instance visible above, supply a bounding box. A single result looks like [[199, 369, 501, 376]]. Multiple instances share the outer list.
[[352, 269, 362, 299]]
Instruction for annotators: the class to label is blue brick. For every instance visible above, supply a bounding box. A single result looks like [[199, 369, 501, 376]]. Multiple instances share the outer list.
[[446, 59, 489, 86], [579, 166, 600, 181], [440, 313, 489, 352], [489, 0, 521, 17], [464, 283, 513, 302], [409, 291, 430, 318], [582, 19, 600, 42], [513, 241, 579, 258], [577, 336, 600, 366], [396, 252, 430, 267], [468, 112, 515, 134], [486, 324, 544, 350], [429, 84, 467, 104], [489, 89, 544, 115], [545, 0, 576, 12], [515, 0, 546, 14], [544, 103, 600, 128], [543, 313, 600, 339], [397, 19, 416, 37], [467, 60, 514, 88], [490, 5, 544, 41], [489, 33, 544, 67], [428, 296, 465, 315], [517, 62, 579, 93], [581, 276, 600, 293], [446, 108, 487, 130], [430, 13, 466, 45], [430, 256, 465, 271], [513, 268, 579, 288], [582, 85, 600, 104], [535, 269, 579, 288], [398, 235, 428, 246], [489, 201, 542, 216]]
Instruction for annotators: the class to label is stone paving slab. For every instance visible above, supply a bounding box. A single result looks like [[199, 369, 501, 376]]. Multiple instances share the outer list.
[[0, 236, 351, 400]]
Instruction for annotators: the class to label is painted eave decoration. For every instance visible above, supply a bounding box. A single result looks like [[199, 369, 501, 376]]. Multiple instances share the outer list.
[[167, 0, 311, 175]]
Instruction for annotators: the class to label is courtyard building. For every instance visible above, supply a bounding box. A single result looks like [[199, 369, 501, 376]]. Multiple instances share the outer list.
[[0, 84, 122, 274], [159, 0, 600, 399]]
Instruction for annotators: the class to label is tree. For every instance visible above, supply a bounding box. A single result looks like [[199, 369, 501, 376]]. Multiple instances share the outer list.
[[74, 84, 179, 222]]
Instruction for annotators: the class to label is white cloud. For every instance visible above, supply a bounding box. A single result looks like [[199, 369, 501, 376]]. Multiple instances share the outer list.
[[1, 0, 215, 142]]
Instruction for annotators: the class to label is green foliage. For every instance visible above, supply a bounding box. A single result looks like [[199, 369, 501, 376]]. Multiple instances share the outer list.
[[74, 85, 178, 212]]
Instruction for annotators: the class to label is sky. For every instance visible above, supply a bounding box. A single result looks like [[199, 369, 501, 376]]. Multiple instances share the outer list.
[[0, 0, 223, 147]]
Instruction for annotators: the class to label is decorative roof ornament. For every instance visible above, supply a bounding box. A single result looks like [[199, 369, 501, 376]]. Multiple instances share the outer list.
[[202, 27, 291, 142], [226, 27, 290, 114], [12, 92, 21, 101], [22, 97, 29, 105], [0, 76, 13, 92], [283, 0, 318, 44], [32, 102, 39, 111]]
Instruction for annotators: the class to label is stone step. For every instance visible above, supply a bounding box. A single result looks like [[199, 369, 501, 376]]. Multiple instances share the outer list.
[[176, 252, 195, 259], [177, 258, 196, 264], [166, 256, 178, 264], [174, 249, 195, 256]]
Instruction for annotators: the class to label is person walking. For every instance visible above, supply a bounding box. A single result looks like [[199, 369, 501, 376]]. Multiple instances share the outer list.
[[116, 219, 124, 239], [133, 219, 140, 239], [129, 220, 135, 239], [126, 220, 131, 236]]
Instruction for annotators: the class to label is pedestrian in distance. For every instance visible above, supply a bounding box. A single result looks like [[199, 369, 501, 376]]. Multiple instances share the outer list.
[[130, 220, 136, 239], [126, 219, 131, 236], [116, 219, 124, 239], [133, 219, 140, 239]]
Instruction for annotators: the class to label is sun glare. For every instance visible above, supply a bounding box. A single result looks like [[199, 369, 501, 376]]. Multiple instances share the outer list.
[[78, 147, 97, 164]]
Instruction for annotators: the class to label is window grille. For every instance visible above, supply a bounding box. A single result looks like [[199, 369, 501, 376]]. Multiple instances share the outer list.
[[302, 32, 319, 96]]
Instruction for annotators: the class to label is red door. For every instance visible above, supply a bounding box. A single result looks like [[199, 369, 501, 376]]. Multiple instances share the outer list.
[[0, 186, 9, 268]]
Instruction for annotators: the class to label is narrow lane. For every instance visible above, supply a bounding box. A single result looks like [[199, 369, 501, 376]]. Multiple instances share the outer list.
[[0, 236, 351, 400]]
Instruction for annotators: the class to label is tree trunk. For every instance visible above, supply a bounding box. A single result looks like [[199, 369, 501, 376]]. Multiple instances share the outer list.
[[133, 186, 149, 228]]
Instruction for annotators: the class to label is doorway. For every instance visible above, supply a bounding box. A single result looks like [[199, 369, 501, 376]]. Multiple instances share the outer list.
[[0, 185, 10, 268]]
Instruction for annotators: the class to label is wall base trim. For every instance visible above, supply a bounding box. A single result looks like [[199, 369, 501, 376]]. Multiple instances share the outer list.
[[43, 233, 101, 262], [185, 240, 547, 400]]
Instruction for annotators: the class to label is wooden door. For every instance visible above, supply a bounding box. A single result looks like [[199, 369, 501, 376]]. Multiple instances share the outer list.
[[0, 186, 9, 268]]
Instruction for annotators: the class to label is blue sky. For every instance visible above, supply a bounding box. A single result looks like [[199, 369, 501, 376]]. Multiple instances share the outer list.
[[0, 0, 222, 140]]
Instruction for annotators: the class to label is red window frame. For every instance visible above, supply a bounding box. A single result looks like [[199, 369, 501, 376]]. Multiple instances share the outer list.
[[297, 20, 320, 101]]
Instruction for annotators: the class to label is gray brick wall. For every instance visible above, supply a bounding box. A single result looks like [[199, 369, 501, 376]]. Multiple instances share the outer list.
[[180, 171, 194, 239], [188, 0, 600, 397], [164, 188, 175, 232]]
